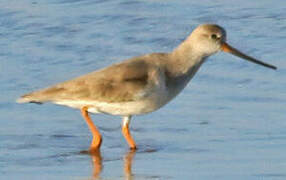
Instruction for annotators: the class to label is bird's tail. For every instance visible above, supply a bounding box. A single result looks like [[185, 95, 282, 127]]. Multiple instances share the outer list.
[[17, 84, 67, 104], [17, 93, 44, 104]]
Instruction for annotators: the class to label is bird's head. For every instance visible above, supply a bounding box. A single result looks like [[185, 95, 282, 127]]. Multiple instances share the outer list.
[[188, 24, 276, 70]]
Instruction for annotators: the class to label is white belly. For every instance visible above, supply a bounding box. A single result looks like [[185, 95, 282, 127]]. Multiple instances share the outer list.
[[53, 80, 171, 116], [54, 96, 169, 116]]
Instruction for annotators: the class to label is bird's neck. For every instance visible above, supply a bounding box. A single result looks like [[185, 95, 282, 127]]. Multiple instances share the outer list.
[[167, 39, 207, 77], [162, 40, 208, 100]]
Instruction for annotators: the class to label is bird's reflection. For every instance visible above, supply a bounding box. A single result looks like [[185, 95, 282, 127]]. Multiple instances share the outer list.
[[89, 150, 103, 179], [89, 149, 136, 180], [123, 149, 136, 180]]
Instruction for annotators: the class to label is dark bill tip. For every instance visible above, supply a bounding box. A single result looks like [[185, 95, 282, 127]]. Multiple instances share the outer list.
[[221, 42, 277, 70]]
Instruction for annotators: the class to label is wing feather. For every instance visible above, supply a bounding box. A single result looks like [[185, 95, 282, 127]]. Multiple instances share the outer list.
[[18, 57, 163, 103]]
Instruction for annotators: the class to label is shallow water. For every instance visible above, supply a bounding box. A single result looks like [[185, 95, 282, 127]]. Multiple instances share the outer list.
[[1, 0, 286, 179]]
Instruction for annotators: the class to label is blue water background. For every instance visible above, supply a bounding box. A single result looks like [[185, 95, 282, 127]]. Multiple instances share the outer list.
[[0, 0, 285, 179]]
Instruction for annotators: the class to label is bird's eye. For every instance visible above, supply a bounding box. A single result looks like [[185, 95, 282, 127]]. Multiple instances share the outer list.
[[211, 34, 217, 40]]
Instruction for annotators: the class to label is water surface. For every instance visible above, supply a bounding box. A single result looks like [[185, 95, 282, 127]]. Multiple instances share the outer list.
[[1, 0, 286, 179]]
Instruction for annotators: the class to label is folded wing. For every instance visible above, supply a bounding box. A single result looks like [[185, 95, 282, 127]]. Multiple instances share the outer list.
[[17, 57, 165, 104]]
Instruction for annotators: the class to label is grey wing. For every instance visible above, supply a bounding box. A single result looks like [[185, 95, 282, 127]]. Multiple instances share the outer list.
[[17, 59, 165, 104]]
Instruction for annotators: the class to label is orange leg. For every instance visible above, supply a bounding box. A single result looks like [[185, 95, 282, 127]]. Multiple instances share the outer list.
[[81, 107, 102, 152], [122, 116, 137, 149]]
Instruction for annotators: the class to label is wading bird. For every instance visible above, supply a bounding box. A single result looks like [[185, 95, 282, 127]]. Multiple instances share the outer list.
[[17, 24, 276, 152]]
